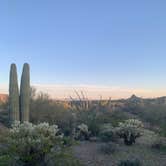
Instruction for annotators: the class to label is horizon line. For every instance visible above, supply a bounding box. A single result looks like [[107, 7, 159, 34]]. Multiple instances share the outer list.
[[1, 83, 166, 100]]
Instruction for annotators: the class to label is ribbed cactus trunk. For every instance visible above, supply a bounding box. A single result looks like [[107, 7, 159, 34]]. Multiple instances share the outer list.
[[20, 63, 30, 122], [9, 64, 20, 123]]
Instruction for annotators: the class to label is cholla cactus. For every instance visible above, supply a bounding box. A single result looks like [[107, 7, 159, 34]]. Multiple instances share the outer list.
[[9, 64, 20, 123], [117, 119, 144, 145], [20, 63, 30, 122], [118, 119, 143, 128], [10, 121, 62, 138], [9, 121, 63, 165], [74, 123, 90, 140], [77, 123, 89, 133]]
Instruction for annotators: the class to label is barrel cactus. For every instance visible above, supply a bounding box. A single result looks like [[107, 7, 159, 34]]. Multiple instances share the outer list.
[[20, 63, 30, 122], [9, 63, 20, 123]]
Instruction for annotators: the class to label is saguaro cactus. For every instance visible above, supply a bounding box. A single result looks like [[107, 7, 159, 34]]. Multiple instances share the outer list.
[[20, 63, 30, 122], [9, 64, 20, 123]]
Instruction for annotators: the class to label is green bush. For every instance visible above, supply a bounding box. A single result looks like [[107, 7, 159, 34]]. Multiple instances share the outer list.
[[102, 110, 131, 127], [99, 123, 117, 142], [0, 155, 13, 166], [118, 158, 141, 166], [0, 110, 9, 127], [76, 110, 101, 137], [0, 125, 9, 143], [62, 137, 74, 147], [45, 149, 82, 166], [159, 125, 166, 137]]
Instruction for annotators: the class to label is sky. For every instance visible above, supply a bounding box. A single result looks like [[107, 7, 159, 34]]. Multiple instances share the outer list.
[[0, 0, 166, 99]]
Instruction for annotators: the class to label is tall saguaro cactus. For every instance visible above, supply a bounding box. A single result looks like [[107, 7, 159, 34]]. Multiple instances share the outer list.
[[20, 63, 30, 122], [9, 64, 20, 123]]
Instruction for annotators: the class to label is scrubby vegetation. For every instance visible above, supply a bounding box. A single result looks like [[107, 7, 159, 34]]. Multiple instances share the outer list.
[[0, 65, 166, 166], [99, 142, 118, 154], [0, 88, 166, 166], [118, 158, 141, 166], [0, 121, 80, 166], [151, 137, 166, 152], [1, 89, 166, 165]]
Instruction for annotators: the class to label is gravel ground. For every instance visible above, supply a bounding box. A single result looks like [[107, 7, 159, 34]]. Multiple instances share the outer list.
[[72, 134, 166, 166]]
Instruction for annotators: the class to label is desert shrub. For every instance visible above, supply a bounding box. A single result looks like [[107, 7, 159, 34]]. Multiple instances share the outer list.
[[87, 119, 100, 137], [0, 125, 9, 143], [99, 123, 117, 142], [0, 155, 13, 166], [0, 110, 9, 127], [0, 150, 81, 166], [159, 125, 166, 137], [124, 102, 166, 137], [30, 91, 76, 137], [103, 110, 132, 127], [0, 98, 8, 110], [76, 109, 131, 138], [152, 137, 166, 152], [117, 119, 143, 145], [118, 158, 141, 166], [1, 121, 67, 166], [99, 142, 117, 154], [74, 123, 90, 141], [62, 137, 75, 147], [43, 149, 81, 166], [69, 91, 111, 112], [29, 89, 131, 138], [76, 110, 101, 137]]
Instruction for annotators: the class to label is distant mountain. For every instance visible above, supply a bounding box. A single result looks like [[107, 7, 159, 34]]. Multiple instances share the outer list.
[[127, 94, 143, 102], [125, 94, 166, 105], [110, 94, 166, 111], [0, 94, 8, 103]]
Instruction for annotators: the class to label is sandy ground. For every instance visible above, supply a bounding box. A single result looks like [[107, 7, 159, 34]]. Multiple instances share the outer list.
[[72, 134, 166, 166]]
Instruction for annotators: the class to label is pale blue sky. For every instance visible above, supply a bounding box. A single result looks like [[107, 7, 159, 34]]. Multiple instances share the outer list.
[[0, 0, 166, 92]]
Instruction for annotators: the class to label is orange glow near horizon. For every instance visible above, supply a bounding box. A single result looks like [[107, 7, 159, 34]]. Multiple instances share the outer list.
[[1, 84, 166, 100]]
